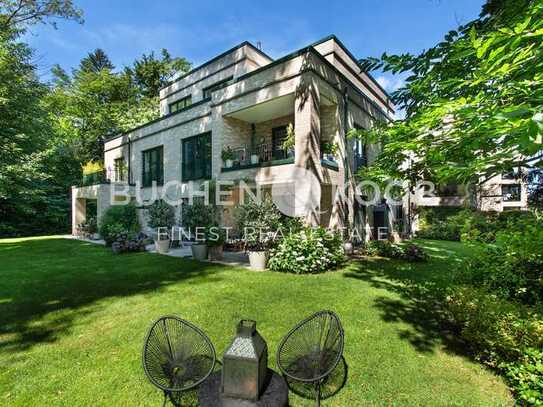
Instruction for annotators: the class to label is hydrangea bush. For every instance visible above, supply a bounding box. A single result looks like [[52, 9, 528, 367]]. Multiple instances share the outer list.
[[268, 227, 344, 274]]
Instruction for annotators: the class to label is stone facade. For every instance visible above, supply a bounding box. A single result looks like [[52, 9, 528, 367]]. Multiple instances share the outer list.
[[72, 36, 396, 239]]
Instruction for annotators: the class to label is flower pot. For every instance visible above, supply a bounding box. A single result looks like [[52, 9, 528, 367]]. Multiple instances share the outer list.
[[225, 159, 233, 168], [208, 245, 223, 261], [248, 251, 267, 271], [155, 239, 170, 254], [191, 243, 208, 261], [250, 154, 259, 165], [343, 242, 353, 255]]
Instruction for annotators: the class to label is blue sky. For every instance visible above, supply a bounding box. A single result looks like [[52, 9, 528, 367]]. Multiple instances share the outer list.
[[25, 0, 484, 94]]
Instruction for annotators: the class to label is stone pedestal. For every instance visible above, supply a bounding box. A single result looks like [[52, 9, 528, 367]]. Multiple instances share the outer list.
[[198, 369, 288, 407]]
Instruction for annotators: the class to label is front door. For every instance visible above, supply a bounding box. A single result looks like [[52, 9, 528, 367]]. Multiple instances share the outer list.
[[373, 208, 386, 240]]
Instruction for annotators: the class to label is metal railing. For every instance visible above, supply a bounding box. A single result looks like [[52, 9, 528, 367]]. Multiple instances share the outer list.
[[225, 142, 294, 168], [81, 170, 108, 186]]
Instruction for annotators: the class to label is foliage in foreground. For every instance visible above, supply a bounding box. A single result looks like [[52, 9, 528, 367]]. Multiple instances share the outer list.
[[355, 0, 543, 185], [268, 227, 344, 274]]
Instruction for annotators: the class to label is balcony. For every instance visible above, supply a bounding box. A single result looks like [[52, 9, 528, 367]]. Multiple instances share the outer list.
[[221, 142, 294, 172], [80, 167, 128, 186]]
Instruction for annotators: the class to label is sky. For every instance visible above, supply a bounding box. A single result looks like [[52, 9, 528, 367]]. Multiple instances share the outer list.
[[25, 0, 485, 95]]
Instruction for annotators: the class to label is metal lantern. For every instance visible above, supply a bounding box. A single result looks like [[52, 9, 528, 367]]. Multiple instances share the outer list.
[[221, 320, 268, 401]]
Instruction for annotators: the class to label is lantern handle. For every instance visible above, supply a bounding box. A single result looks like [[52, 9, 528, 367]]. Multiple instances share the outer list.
[[237, 319, 257, 336]]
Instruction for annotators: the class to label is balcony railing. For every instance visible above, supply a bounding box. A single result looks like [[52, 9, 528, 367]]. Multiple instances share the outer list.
[[222, 142, 294, 171], [79, 167, 128, 186]]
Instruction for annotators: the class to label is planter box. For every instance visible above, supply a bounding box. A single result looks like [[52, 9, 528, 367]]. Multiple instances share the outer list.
[[248, 251, 267, 271], [191, 244, 208, 261], [208, 245, 223, 261], [155, 239, 170, 254]]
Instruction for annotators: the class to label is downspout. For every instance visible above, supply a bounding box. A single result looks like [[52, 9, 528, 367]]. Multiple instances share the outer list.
[[128, 137, 132, 184], [342, 87, 350, 227]]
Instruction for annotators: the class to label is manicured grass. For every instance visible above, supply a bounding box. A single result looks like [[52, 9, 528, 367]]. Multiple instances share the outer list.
[[0, 237, 512, 406]]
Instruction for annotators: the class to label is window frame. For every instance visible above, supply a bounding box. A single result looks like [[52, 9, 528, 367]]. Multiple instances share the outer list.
[[141, 146, 164, 188], [502, 184, 521, 202], [169, 95, 192, 114], [182, 132, 212, 182], [113, 157, 126, 182], [202, 76, 234, 100]]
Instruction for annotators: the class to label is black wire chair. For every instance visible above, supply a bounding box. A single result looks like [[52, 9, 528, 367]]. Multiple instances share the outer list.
[[142, 316, 216, 406], [276, 310, 344, 407]]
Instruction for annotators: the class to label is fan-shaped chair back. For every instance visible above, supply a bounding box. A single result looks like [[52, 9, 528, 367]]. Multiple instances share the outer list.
[[277, 310, 344, 383], [142, 316, 216, 394]]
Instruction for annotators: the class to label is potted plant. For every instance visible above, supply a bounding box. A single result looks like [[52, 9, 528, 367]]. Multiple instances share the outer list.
[[206, 225, 226, 260], [182, 200, 216, 261], [146, 200, 175, 254], [221, 146, 234, 168], [87, 216, 100, 240], [250, 152, 259, 165], [235, 198, 281, 271]]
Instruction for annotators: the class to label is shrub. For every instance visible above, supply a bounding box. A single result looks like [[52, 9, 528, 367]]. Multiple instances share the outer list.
[[99, 203, 140, 246], [268, 227, 344, 274], [461, 220, 543, 306], [181, 200, 216, 236], [401, 243, 429, 262], [235, 198, 281, 251], [501, 348, 543, 406], [111, 231, 146, 254], [444, 286, 543, 405], [206, 226, 226, 247], [365, 240, 403, 258], [146, 200, 175, 239]]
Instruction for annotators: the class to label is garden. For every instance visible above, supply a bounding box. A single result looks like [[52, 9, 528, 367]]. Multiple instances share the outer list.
[[0, 236, 516, 406]]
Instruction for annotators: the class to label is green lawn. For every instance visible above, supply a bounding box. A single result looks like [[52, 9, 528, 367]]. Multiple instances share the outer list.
[[0, 237, 513, 406]]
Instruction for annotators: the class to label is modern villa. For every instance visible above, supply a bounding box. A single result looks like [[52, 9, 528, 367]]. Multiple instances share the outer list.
[[71, 35, 527, 241]]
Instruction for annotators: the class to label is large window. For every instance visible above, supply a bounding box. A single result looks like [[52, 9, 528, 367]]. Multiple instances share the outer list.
[[169, 95, 192, 114], [142, 146, 163, 187], [182, 132, 212, 181], [202, 76, 233, 100], [271, 126, 294, 160], [502, 184, 521, 202]]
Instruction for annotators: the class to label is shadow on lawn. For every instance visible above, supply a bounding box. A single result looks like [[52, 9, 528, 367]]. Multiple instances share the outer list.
[[344, 240, 470, 355], [0, 237, 226, 353]]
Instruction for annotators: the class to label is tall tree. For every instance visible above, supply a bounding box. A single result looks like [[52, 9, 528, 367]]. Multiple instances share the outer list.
[[356, 0, 543, 185], [126, 48, 190, 98], [0, 0, 83, 32], [79, 48, 114, 73]]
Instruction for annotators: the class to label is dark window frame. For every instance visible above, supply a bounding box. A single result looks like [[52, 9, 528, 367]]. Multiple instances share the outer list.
[[271, 125, 291, 160], [169, 95, 192, 114], [182, 132, 212, 182], [141, 146, 164, 187], [352, 122, 367, 170], [202, 76, 234, 100]]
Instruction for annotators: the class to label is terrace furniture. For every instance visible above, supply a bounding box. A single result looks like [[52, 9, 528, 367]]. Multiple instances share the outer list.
[[142, 316, 216, 406], [276, 310, 344, 406]]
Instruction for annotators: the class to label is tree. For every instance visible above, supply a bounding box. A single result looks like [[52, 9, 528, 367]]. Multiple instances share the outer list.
[[79, 48, 114, 73], [355, 0, 543, 185], [125, 48, 190, 98], [0, 0, 83, 32]]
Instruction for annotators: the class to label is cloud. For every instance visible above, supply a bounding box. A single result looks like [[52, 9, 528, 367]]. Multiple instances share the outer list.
[[376, 75, 405, 93]]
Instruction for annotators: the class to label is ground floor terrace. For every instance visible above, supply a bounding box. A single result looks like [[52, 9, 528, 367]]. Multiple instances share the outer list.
[[0, 236, 513, 406]]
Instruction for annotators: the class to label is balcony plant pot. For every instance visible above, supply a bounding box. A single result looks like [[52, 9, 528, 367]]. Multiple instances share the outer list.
[[191, 243, 208, 261], [225, 159, 233, 168], [208, 244, 223, 261], [250, 154, 259, 165], [155, 238, 170, 254], [248, 250, 267, 271]]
